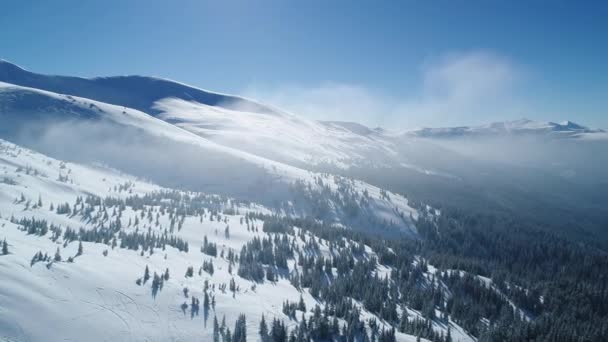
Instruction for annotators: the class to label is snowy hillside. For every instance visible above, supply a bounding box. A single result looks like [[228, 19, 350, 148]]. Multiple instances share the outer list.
[[2, 59, 604, 179], [152, 98, 401, 169], [0, 60, 596, 342], [0, 60, 410, 170], [0, 59, 279, 116], [0, 140, 477, 342], [0, 82, 417, 236]]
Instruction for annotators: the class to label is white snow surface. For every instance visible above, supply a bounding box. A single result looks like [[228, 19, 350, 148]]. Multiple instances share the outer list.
[[152, 97, 400, 169], [0, 82, 418, 235], [0, 140, 472, 342], [0, 61, 560, 342]]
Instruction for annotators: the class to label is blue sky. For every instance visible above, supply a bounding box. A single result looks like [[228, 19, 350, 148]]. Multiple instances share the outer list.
[[1, 0, 607, 129]]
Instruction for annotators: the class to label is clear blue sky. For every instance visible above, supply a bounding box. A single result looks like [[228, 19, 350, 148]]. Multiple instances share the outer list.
[[1, 0, 607, 128]]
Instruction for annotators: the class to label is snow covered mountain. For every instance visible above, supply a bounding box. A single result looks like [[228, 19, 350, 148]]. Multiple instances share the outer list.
[[0, 139, 479, 342], [406, 118, 606, 139], [1, 59, 604, 177], [0, 81, 419, 237], [0, 60, 462, 183], [0, 60, 601, 342], [0, 59, 279, 116], [1, 59, 606, 230]]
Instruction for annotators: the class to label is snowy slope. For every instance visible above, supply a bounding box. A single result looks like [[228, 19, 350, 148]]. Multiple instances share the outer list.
[[0, 140, 473, 342], [3, 59, 603, 183], [2, 60, 606, 236], [0, 59, 407, 169], [0, 82, 418, 236], [152, 98, 402, 169], [0, 59, 279, 116], [0, 60, 568, 342]]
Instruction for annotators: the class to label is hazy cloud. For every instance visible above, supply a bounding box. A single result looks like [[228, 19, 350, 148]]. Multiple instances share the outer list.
[[242, 82, 391, 127], [242, 50, 525, 129], [398, 50, 522, 127]]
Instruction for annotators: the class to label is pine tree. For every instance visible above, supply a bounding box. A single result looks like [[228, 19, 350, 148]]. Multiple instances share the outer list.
[[259, 314, 269, 342], [151, 272, 162, 298], [233, 314, 247, 342], [204, 291, 210, 311], [271, 318, 287, 342], [298, 295, 306, 312], [213, 315, 220, 342], [76, 240, 83, 256], [144, 265, 151, 284], [1, 239, 8, 255], [54, 247, 62, 262], [185, 266, 194, 277], [225, 328, 232, 342], [266, 267, 275, 282]]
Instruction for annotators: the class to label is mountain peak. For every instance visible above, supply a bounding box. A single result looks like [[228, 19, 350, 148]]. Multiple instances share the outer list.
[[0, 58, 29, 75], [556, 120, 586, 130], [320, 121, 375, 135], [0, 59, 283, 117]]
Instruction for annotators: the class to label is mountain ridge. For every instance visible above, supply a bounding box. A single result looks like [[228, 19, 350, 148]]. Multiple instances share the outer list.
[[2, 59, 604, 139], [0, 80, 418, 237], [0, 59, 283, 117], [406, 118, 605, 139]]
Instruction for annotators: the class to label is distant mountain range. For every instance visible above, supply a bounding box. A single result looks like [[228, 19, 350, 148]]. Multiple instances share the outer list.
[[1, 58, 606, 208], [406, 118, 606, 139], [1, 59, 605, 152]]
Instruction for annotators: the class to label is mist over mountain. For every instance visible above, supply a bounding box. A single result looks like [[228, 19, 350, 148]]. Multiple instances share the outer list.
[[1, 60, 607, 342], [1, 59, 607, 241]]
